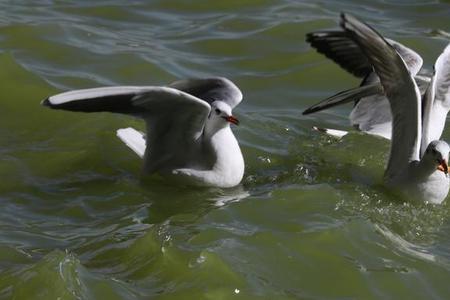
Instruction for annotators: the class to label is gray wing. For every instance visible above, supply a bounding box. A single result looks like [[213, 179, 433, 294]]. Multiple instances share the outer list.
[[350, 74, 430, 140], [168, 77, 243, 109], [43, 86, 210, 132], [42, 86, 160, 116], [350, 92, 392, 139], [43, 86, 211, 164], [306, 31, 372, 78], [421, 43, 450, 156], [302, 82, 382, 115], [304, 31, 423, 118], [306, 30, 423, 78], [387, 38, 423, 77], [341, 13, 422, 181]]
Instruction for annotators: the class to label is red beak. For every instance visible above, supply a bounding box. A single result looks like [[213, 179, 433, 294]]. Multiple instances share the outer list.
[[223, 115, 239, 126], [437, 159, 448, 174]]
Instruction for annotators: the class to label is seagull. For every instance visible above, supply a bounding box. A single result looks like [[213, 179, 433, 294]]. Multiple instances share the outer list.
[[303, 29, 430, 139], [337, 13, 450, 204], [42, 77, 245, 188]]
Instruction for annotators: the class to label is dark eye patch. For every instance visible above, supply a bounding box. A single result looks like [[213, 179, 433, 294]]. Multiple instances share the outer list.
[[215, 108, 221, 115]]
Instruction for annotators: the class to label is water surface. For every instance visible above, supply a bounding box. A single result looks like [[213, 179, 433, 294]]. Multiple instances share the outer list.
[[1, 1, 450, 299]]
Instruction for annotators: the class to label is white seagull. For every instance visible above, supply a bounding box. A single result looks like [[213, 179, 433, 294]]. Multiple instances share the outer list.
[[42, 77, 245, 188], [303, 28, 430, 139], [338, 13, 450, 204]]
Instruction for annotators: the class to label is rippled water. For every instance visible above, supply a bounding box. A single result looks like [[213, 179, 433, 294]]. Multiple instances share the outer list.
[[2, 1, 450, 299]]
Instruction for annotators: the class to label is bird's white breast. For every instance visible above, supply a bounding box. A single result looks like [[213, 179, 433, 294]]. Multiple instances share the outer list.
[[413, 171, 449, 204], [209, 127, 245, 187]]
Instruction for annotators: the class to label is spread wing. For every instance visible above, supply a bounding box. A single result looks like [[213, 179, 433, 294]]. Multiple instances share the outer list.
[[168, 77, 243, 109], [306, 30, 423, 78], [421, 43, 450, 156], [387, 38, 423, 77], [302, 82, 382, 115], [306, 30, 372, 77], [349, 92, 392, 139], [304, 31, 423, 117], [340, 13, 422, 181], [43, 86, 211, 168]]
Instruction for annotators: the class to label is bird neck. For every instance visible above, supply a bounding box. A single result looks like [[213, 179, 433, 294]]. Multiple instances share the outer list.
[[414, 158, 439, 180], [203, 119, 227, 139], [207, 126, 244, 177]]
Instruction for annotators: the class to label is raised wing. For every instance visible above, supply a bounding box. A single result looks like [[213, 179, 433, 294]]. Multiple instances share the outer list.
[[421, 43, 450, 155], [43, 86, 211, 170], [389, 38, 423, 77], [43, 86, 157, 116], [168, 77, 243, 109], [43, 86, 210, 135], [302, 82, 382, 115], [350, 92, 392, 139], [307, 30, 423, 78], [340, 13, 422, 181], [306, 31, 372, 78], [304, 31, 423, 118]]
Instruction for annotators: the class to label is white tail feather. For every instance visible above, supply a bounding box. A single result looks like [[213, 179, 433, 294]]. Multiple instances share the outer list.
[[116, 127, 146, 158], [312, 126, 348, 139]]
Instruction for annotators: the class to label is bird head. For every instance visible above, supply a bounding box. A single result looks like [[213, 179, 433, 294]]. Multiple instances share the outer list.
[[424, 140, 450, 174], [209, 101, 239, 126]]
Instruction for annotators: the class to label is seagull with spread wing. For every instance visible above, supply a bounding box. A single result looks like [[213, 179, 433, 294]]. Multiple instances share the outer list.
[[336, 13, 450, 204], [303, 26, 431, 140], [42, 77, 245, 188]]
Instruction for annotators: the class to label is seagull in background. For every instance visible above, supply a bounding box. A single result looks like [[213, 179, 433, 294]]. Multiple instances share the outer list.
[[42, 77, 245, 188], [303, 27, 430, 139]]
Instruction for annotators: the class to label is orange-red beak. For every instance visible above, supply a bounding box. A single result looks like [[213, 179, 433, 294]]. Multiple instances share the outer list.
[[437, 159, 448, 174], [223, 115, 239, 126]]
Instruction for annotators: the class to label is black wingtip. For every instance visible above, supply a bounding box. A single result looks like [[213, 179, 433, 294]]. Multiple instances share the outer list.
[[340, 12, 348, 29], [305, 32, 314, 43], [41, 98, 52, 107], [302, 108, 315, 115]]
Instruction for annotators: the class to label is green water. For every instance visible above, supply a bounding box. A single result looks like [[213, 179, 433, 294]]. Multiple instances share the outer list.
[[2, 1, 450, 299]]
